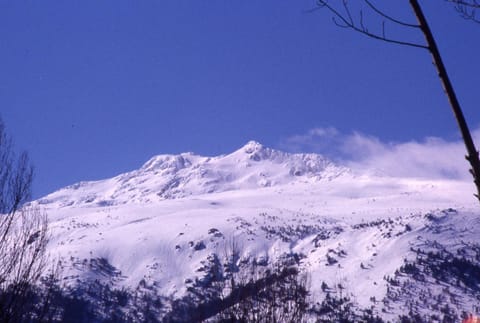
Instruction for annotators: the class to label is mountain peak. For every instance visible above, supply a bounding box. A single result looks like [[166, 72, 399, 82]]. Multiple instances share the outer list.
[[242, 140, 264, 154], [234, 140, 279, 162], [141, 152, 196, 173]]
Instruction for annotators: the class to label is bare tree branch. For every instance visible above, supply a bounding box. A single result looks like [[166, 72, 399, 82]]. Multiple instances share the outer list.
[[317, 0, 429, 49], [447, 0, 480, 8], [343, 0, 354, 26], [447, 0, 480, 22], [364, 0, 420, 28]]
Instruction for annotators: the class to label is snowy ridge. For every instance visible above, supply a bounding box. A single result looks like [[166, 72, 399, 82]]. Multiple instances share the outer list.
[[38, 141, 347, 207]]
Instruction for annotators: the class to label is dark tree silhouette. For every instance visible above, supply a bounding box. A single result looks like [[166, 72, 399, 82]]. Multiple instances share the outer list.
[[0, 117, 49, 322], [315, 0, 480, 203]]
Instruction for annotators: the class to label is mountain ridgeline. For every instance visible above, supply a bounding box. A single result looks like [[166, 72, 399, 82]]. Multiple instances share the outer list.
[[39, 141, 348, 207]]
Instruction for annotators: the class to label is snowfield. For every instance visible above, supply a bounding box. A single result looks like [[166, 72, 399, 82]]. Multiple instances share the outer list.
[[35, 141, 480, 321]]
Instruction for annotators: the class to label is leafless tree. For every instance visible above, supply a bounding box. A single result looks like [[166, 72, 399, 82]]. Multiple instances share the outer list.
[[314, 0, 480, 203], [214, 263, 309, 323], [209, 241, 309, 323], [0, 117, 49, 322]]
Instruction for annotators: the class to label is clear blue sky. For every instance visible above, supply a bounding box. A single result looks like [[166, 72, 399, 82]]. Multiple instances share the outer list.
[[1, 0, 479, 198]]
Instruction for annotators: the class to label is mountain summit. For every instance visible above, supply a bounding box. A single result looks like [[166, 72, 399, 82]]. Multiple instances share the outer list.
[[39, 141, 347, 207]]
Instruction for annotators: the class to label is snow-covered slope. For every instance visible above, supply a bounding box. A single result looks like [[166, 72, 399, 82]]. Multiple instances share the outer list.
[[36, 142, 480, 321]]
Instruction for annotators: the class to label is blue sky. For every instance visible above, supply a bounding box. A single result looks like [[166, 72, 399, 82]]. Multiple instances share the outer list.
[[1, 0, 479, 198]]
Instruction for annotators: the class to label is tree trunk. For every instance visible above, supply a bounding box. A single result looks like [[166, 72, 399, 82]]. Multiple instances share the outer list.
[[410, 0, 480, 202]]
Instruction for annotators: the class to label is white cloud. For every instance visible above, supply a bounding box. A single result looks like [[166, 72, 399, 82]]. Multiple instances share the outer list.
[[280, 127, 480, 180], [279, 127, 343, 156]]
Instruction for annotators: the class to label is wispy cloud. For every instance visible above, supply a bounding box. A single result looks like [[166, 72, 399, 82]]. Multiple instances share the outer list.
[[279, 127, 480, 180]]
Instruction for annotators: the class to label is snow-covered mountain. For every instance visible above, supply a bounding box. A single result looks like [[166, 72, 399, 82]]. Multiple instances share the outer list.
[[38, 141, 347, 207], [37, 142, 480, 321]]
